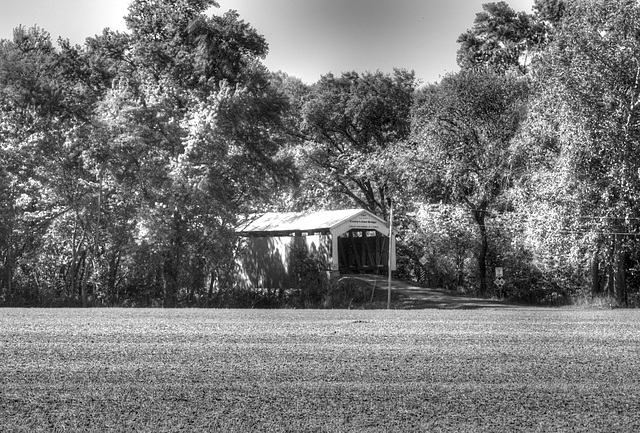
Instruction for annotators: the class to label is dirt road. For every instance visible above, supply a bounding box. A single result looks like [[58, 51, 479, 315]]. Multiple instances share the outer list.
[[341, 275, 519, 309]]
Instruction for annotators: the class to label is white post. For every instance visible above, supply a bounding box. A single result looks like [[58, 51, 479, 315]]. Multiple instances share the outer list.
[[387, 201, 393, 310]]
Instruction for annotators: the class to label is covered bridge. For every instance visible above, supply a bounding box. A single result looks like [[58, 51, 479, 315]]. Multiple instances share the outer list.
[[235, 209, 396, 289]]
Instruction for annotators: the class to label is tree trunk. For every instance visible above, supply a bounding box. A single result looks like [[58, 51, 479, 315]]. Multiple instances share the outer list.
[[207, 270, 215, 303], [3, 254, 14, 301], [614, 233, 627, 306], [81, 257, 89, 307], [86, 166, 103, 308], [67, 257, 78, 299], [473, 207, 488, 294], [66, 216, 81, 299], [68, 249, 86, 302], [590, 249, 600, 297], [107, 249, 121, 306], [3, 201, 15, 300], [604, 241, 615, 298], [163, 251, 177, 308], [163, 208, 183, 308]]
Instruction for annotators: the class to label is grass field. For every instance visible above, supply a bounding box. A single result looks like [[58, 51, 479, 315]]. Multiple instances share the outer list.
[[2, 308, 640, 432]]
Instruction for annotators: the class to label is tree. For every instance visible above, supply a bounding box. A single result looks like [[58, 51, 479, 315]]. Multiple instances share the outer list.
[[409, 68, 529, 293], [298, 69, 417, 219], [112, 0, 293, 305], [457, 1, 546, 73], [533, 0, 566, 27], [522, 0, 640, 304], [0, 0, 296, 306], [0, 26, 88, 304], [401, 203, 477, 288]]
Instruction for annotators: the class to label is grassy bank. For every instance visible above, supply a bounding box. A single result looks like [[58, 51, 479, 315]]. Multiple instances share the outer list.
[[2, 308, 640, 432]]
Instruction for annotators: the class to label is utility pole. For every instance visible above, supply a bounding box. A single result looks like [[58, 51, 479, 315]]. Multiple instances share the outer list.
[[387, 201, 393, 310]]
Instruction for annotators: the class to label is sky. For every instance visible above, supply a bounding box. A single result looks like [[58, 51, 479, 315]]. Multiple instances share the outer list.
[[0, 0, 536, 85]]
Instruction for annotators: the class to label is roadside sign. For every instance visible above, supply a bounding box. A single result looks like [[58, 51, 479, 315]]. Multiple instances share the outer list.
[[495, 267, 503, 278], [495, 278, 505, 287], [419, 255, 428, 266]]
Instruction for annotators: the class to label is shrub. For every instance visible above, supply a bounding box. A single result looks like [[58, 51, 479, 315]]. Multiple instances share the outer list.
[[400, 203, 477, 290], [288, 244, 330, 307]]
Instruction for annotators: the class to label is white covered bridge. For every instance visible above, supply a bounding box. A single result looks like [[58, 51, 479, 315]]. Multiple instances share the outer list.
[[235, 209, 396, 289]]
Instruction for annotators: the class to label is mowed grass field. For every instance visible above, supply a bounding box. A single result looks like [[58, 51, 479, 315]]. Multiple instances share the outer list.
[[2, 308, 640, 432]]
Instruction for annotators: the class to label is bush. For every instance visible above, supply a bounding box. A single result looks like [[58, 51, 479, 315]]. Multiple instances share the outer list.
[[399, 204, 477, 290], [287, 244, 327, 306]]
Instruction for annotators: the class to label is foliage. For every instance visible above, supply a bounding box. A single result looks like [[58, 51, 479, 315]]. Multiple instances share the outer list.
[[287, 244, 329, 307], [457, 2, 547, 73], [296, 69, 418, 219], [4, 0, 640, 306], [408, 68, 529, 294], [518, 0, 640, 304], [0, 1, 293, 307], [400, 203, 477, 289], [533, 0, 566, 26]]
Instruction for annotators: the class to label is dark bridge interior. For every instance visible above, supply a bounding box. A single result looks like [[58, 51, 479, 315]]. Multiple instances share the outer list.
[[338, 229, 389, 274]]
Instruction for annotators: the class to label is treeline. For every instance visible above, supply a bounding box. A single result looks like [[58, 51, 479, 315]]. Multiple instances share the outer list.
[[1, 0, 639, 307]]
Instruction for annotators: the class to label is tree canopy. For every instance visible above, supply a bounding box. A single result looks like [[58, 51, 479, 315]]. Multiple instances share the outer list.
[[296, 69, 417, 219], [2, 0, 640, 307], [409, 68, 529, 293]]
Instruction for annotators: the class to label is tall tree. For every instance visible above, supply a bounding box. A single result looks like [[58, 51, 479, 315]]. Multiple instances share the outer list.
[[299, 69, 417, 219], [116, 0, 292, 305], [457, 1, 546, 73], [0, 26, 89, 304], [524, 0, 640, 304], [0, 0, 295, 306], [409, 68, 529, 293]]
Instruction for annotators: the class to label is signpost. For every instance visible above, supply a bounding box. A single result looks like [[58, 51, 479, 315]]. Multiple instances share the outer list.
[[387, 202, 393, 310], [419, 255, 428, 283], [494, 267, 505, 288]]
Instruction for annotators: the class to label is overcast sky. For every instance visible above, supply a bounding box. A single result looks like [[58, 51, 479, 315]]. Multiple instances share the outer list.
[[0, 0, 536, 84]]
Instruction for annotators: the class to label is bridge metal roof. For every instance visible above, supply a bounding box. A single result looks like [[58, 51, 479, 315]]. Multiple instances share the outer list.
[[237, 209, 386, 236]]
